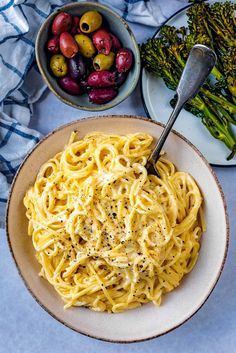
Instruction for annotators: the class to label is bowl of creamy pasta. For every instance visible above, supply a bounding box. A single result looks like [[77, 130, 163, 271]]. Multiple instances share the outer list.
[[6, 115, 228, 342]]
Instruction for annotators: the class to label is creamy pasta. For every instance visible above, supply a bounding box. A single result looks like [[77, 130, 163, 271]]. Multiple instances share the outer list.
[[24, 132, 205, 313]]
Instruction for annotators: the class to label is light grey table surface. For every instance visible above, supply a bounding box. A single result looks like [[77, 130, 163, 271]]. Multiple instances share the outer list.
[[1, 2, 236, 353]]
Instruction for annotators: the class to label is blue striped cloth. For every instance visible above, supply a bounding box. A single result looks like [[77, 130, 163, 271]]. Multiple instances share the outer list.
[[0, 0, 183, 226]]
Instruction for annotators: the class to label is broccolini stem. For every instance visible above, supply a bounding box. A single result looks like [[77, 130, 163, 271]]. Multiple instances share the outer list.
[[227, 146, 236, 160], [190, 95, 236, 155], [170, 47, 236, 113], [213, 103, 236, 125], [211, 66, 223, 81], [201, 88, 236, 114], [203, 107, 236, 153], [227, 77, 236, 99]]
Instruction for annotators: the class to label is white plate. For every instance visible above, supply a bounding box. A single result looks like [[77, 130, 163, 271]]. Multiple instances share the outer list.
[[141, 4, 236, 166], [7, 116, 228, 342]]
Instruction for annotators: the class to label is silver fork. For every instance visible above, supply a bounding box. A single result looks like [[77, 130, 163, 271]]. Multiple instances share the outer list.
[[146, 44, 217, 177]]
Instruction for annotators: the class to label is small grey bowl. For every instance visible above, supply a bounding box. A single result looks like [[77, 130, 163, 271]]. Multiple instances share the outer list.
[[35, 2, 140, 111]]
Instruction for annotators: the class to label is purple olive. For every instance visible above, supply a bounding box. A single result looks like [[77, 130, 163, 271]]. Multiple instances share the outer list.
[[89, 88, 118, 104], [52, 12, 72, 35], [87, 71, 116, 88], [92, 29, 112, 55], [116, 48, 133, 73], [47, 35, 59, 54], [59, 77, 83, 95], [110, 33, 121, 51], [80, 79, 92, 93], [68, 54, 87, 80], [59, 32, 78, 58], [115, 71, 128, 87], [70, 16, 80, 34]]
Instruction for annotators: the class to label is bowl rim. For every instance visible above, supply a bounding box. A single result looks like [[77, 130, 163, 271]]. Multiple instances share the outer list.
[[6, 115, 229, 343], [35, 2, 141, 111]]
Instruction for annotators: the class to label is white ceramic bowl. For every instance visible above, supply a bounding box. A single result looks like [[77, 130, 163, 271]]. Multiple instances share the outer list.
[[6, 116, 229, 343]]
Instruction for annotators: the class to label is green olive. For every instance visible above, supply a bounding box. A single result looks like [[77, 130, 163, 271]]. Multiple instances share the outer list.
[[93, 52, 115, 71], [74, 34, 96, 58], [50, 54, 68, 77], [80, 11, 102, 33]]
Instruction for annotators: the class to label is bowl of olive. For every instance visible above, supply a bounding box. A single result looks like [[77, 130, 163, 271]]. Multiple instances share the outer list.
[[35, 2, 140, 111]]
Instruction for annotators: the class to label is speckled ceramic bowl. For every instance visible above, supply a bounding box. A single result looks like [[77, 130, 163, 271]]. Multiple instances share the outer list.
[[35, 2, 140, 111], [7, 116, 228, 343]]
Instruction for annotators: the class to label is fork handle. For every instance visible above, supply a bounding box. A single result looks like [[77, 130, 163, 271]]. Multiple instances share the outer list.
[[148, 98, 183, 167], [148, 44, 216, 170]]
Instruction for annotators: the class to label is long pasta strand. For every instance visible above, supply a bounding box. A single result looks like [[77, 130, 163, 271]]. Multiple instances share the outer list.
[[24, 132, 204, 313]]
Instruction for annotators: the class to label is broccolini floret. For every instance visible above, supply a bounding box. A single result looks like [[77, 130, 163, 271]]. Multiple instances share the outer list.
[[140, 1, 236, 160]]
